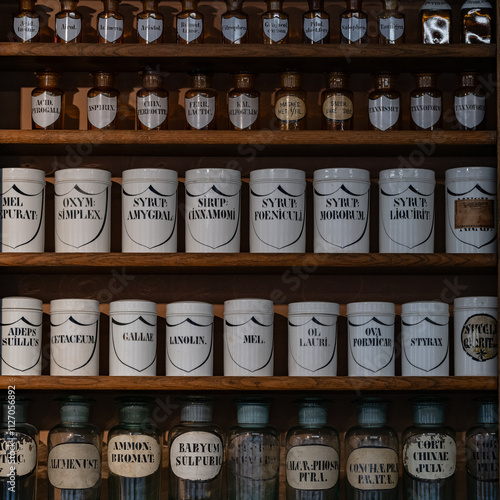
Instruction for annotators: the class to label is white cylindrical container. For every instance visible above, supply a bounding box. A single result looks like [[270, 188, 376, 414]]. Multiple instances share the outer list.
[[346, 302, 396, 376], [0, 297, 43, 375], [166, 301, 214, 376], [401, 301, 450, 376], [54, 168, 112, 252], [313, 168, 370, 253], [0, 168, 45, 252], [121, 168, 178, 252], [109, 300, 157, 376], [184, 168, 241, 252], [249, 169, 306, 253], [288, 301, 340, 376], [379, 168, 435, 253], [224, 298, 274, 376], [50, 299, 100, 376], [445, 166, 497, 253], [454, 296, 498, 376]]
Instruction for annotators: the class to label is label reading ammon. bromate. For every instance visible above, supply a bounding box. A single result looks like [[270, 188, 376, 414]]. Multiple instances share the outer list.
[[108, 435, 161, 478], [346, 447, 398, 490]]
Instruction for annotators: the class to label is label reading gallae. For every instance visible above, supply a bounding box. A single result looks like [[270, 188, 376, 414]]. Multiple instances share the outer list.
[[98, 16, 123, 42], [108, 435, 161, 478], [138, 18, 163, 43], [0, 433, 37, 477], [229, 95, 259, 129], [13, 17, 39, 41], [137, 94, 168, 129], [221, 17, 247, 42], [346, 448, 398, 490], [32, 92, 62, 128], [56, 16, 82, 42]]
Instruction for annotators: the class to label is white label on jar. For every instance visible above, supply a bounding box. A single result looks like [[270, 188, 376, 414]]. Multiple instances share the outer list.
[[263, 17, 289, 42], [461, 314, 498, 362], [411, 95, 441, 129], [454, 95, 486, 129], [137, 94, 168, 129], [177, 17, 203, 42], [137, 17, 163, 43], [13, 17, 39, 41], [303, 16, 329, 42], [403, 434, 456, 480], [108, 435, 161, 478], [379, 16, 404, 41], [287, 445, 339, 490], [170, 432, 223, 481], [322, 95, 354, 122], [229, 95, 259, 129], [32, 92, 62, 128], [88, 94, 118, 129], [0, 433, 37, 477], [421, 0, 452, 10], [347, 448, 399, 490], [341, 17, 367, 42], [56, 16, 82, 42], [275, 96, 306, 122], [369, 95, 400, 131], [462, 0, 492, 8], [185, 95, 216, 129], [466, 435, 499, 480], [229, 435, 280, 480], [48, 443, 101, 489], [98, 16, 123, 42], [221, 17, 247, 42]]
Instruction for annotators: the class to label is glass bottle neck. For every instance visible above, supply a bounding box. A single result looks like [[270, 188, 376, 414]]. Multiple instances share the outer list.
[[142, 0, 158, 11], [382, 0, 399, 11], [347, 0, 363, 11], [60, 0, 78, 11], [281, 73, 301, 89], [103, 0, 120, 11], [93, 73, 115, 88], [308, 0, 324, 10], [143, 74, 162, 90], [119, 405, 151, 426], [233, 74, 255, 89], [226, 0, 243, 11], [327, 74, 348, 89], [20, 0, 36, 10], [37, 73, 60, 88], [415, 74, 436, 88], [182, 0, 198, 11], [267, 0, 283, 12], [191, 74, 211, 89], [460, 74, 479, 87], [376, 76, 394, 89]]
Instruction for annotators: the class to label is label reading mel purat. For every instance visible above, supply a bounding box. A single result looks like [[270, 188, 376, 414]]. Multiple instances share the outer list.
[[221, 17, 247, 42], [263, 18, 288, 42], [98, 17, 123, 42], [177, 17, 203, 42], [88, 94, 118, 129], [108, 435, 161, 478], [369, 96, 400, 131], [229, 95, 259, 129], [185, 95, 215, 129], [379, 16, 404, 41], [13, 17, 39, 41], [32, 92, 62, 128], [461, 314, 498, 362], [56, 16, 82, 42], [137, 18, 163, 43], [341, 17, 367, 42], [303, 17, 329, 42], [347, 448, 398, 490], [0, 433, 37, 477], [137, 95, 168, 129], [411, 95, 441, 129]]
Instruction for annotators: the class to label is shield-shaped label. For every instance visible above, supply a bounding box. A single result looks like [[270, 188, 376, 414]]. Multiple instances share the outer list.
[[263, 18, 288, 42], [13, 17, 39, 41], [411, 94, 441, 130], [303, 17, 329, 42], [221, 17, 247, 42], [137, 17, 163, 43], [177, 17, 203, 42], [369, 95, 400, 131], [185, 95, 216, 129], [88, 94, 118, 129], [56, 16, 82, 42], [98, 16, 123, 42], [341, 17, 367, 42], [137, 95, 168, 129], [454, 95, 485, 129], [379, 16, 404, 41], [32, 92, 62, 128], [229, 95, 259, 129]]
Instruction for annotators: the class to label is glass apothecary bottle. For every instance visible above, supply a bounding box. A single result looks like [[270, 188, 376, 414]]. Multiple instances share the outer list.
[[368, 73, 401, 131], [274, 71, 307, 131], [168, 396, 223, 500], [32, 70, 64, 130], [285, 397, 340, 500], [98, 0, 124, 44], [136, 69, 168, 130], [262, 0, 289, 45], [107, 397, 162, 500], [421, 0, 452, 44], [137, 0, 164, 44], [454, 71, 486, 131], [228, 72, 259, 131], [177, 0, 204, 44], [340, 0, 368, 44], [410, 72, 442, 131], [0, 399, 38, 500], [303, 0, 330, 44], [345, 397, 399, 500], [466, 396, 499, 500], [222, 0, 249, 44], [185, 71, 217, 130], [13, 0, 40, 43], [87, 71, 119, 130], [402, 397, 456, 500], [47, 396, 101, 500], [226, 398, 280, 499], [462, 0, 492, 44], [378, 0, 405, 44], [321, 71, 353, 131], [55, 0, 83, 43]]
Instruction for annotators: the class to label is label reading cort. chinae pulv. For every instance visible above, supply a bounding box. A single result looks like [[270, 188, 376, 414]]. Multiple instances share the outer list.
[[185, 95, 216, 129], [0, 433, 37, 477], [341, 17, 367, 42], [347, 448, 398, 490], [411, 95, 442, 129], [177, 17, 203, 42], [369, 96, 400, 131], [263, 17, 288, 42], [98, 16, 123, 42], [303, 17, 329, 42], [13, 17, 39, 41], [229, 95, 259, 129], [137, 94, 168, 129], [108, 435, 161, 478], [56, 16, 82, 42], [221, 17, 247, 42], [32, 92, 62, 128], [88, 94, 118, 129], [380, 16, 405, 41], [461, 314, 498, 362], [137, 17, 163, 43]]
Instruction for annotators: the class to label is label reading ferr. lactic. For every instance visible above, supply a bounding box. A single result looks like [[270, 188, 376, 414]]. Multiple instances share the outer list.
[[185, 95, 215, 129], [108, 435, 161, 478], [0, 433, 37, 477], [346, 448, 398, 490], [461, 314, 498, 362]]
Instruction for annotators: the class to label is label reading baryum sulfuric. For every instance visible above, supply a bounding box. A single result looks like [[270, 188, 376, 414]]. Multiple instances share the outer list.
[[221, 17, 247, 42], [275, 96, 306, 122], [229, 436, 279, 480], [177, 17, 203, 42], [263, 17, 288, 42], [322, 96, 353, 122], [88, 94, 117, 129], [1, 316, 42, 372], [411, 95, 442, 129], [287, 445, 339, 490], [303, 17, 329, 42], [137, 94, 168, 129], [137, 18, 163, 43], [13, 17, 39, 41], [108, 435, 161, 478], [454, 95, 486, 129], [32, 92, 62, 128], [341, 17, 367, 42], [466, 436, 499, 480], [347, 448, 398, 490], [369, 96, 400, 131], [380, 17, 405, 41], [185, 95, 216, 129], [0, 433, 37, 477], [98, 16, 123, 42], [56, 16, 82, 42], [461, 314, 498, 362], [229, 95, 259, 129]]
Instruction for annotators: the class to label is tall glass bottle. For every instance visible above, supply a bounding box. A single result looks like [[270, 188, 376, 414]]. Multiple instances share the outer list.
[[107, 397, 162, 500], [274, 71, 307, 131], [222, 0, 249, 44], [0, 399, 38, 500], [13, 0, 40, 43], [345, 397, 399, 500], [368, 73, 401, 131], [262, 1, 289, 45], [55, 0, 83, 43], [303, 0, 330, 44], [32, 70, 64, 130], [136, 69, 168, 130], [420, 0, 452, 44], [87, 71, 119, 130], [462, 0, 492, 44], [98, 0, 124, 44], [340, 0, 368, 44], [466, 396, 499, 500], [137, 0, 164, 44], [285, 397, 340, 500], [410, 72, 442, 131], [177, 0, 204, 44], [321, 71, 353, 131], [226, 398, 280, 499], [453, 71, 486, 131], [47, 396, 101, 500], [378, 0, 405, 44], [168, 396, 223, 500], [185, 72, 217, 130], [228, 72, 259, 130], [402, 397, 455, 500]]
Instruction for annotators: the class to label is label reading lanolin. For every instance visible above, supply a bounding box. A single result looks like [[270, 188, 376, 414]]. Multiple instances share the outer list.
[[108, 435, 161, 478], [32, 92, 62, 128], [411, 95, 442, 129], [322, 95, 353, 122], [346, 448, 398, 490], [229, 435, 280, 480], [229, 95, 259, 129], [56, 16, 82, 42], [138, 17, 163, 43], [177, 17, 203, 42], [275, 96, 306, 122], [88, 94, 118, 129], [369, 95, 400, 131], [341, 17, 367, 42], [185, 95, 216, 129], [13, 17, 39, 41], [137, 94, 168, 129], [380, 16, 404, 41], [0, 433, 37, 477], [98, 16, 123, 42], [466, 435, 499, 481], [303, 17, 329, 42], [461, 314, 498, 362], [263, 17, 288, 42], [221, 17, 247, 42], [454, 95, 486, 128]]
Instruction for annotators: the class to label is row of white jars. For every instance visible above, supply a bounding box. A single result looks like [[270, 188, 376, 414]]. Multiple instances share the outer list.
[[1, 166, 496, 253], [1, 297, 496, 377]]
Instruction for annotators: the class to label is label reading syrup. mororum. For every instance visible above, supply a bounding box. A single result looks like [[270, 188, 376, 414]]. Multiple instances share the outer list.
[[461, 314, 498, 362], [263, 17, 288, 42], [0, 433, 37, 477], [56, 16, 82, 42], [347, 448, 398, 490], [341, 17, 367, 42], [454, 95, 485, 128], [88, 94, 117, 129], [108, 435, 161, 478], [380, 16, 404, 41], [137, 94, 168, 129], [138, 18, 163, 43], [229, 95, 259, 129], [369, 96, 400, 131], [32, 92, 62, 128], [411, 95, 441, 129], [185, 95, 215, 129], [98, 16, 123, 42], [13, 17, 39, 41], [221, 17, 247, 42], [177, 17, 203, 42], [303, 17, 329, 42]]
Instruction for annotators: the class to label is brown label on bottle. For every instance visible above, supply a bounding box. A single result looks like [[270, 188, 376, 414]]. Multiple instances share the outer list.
[[275, 96, 306, 122], [108, 435, 161, 478], [0, 433, 37, 477], [461, 314, 498, 362], [322, 95, 353, 121], [466, 435, 499, 481], [346, 448, 398, 490], [454, 198, 494, 229]]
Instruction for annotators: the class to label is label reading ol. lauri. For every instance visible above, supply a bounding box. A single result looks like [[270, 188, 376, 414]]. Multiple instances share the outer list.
[[323, 95, 353, 121], [108, 435, 161, 478], [0, 433, 37, 477], [275, 96, 306, 122], [347, 447, 398, 490], [461, 313, 498, 362]]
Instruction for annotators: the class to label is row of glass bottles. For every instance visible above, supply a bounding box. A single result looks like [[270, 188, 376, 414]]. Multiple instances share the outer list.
[[1, 395, 498, 500], [13, 0, 493, 45]]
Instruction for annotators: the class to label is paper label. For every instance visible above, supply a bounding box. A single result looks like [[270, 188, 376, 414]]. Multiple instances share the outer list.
[[108, 435, 161, 478], [13, 17, 39, 41], [346, 448, 398, 490], [221, 17, 247, 42], [369, 95, 400, 131], [229, 95, 259, 129], [137, 94, 168, 129], [88, 94, 117, 129], [98, 16, 123, 42], [380, 16, 405, 41], [461, 314, 498, 362], [185, 95, 216, 129], [455, 198, 494, 229], [411, 94, 441, 129], [466, 435, 499, 480], [421, 0, 452, 10], [303, 17, 329, 42], [32, 92, 62, 128], [341, 17, 367, 42], [322, 95, 353, 121], [454, 95, 486, 128], [0, 433, 37, 477], [275, 96, 306, 122], [177, 17, 203, 42], [56, 16, 82, 42], [137, 17, 163, 43], [462, 0, 492, 8], [263, 17, 288, 42]]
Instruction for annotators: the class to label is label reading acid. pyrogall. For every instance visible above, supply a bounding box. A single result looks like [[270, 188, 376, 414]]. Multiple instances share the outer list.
[[32, 92, 62, 128], [461, 314, 498, 362]]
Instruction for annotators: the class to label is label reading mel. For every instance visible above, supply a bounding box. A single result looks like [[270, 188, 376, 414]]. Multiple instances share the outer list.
[[137, 94, 168, 129], [98, 16, 123, 42], [32, 92, 62, 128], [229, 95, 259, 129], [263, 18, 288, 42], [461, 313, 498, 362], [185, 95, 216, 129], [108, 435, 161, 478], [56, 16, 82, 42], [0, 433, 37, 477], [323, 95, 353, 122], [88, 94, 117, 129], [275, 96, 306, 122], [13, 17, 39, 41], [138, 18, 163, 43], [346, 448, 398, 490]]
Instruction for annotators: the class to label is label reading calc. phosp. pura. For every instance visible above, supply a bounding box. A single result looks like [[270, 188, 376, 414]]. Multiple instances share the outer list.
[[322, 96, 353, 122], [98, 16, 123, 42], [88, 94, 118, 129], [275, 96, 306, 122], [303, 17, 329, 42], [461, 314, 498, 362], [32, 92, 62, 128], [229, 95, 259, 129], [108, 435, 161, 478], [185, 95, 216, 129], [137, 94, 168, 129], [56, 16, 82, 42], [347, 448, 398, 490], [13, 17, 39, 41], [221, 17, 247, 42], [137, 17, 163, 43], [263, 17, 288, 42], [0, 433, 37, 477]]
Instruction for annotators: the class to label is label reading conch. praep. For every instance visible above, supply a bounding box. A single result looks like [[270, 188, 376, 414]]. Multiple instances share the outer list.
[[98, 16, 123, 42], [137, 17, 163, 43], [411, 95, 442, 129], [88, 94, 118, 129], [137, 94, 168, 129], [322, 96, 353, 122], [229, 435, 279, 480], [461, 314, 498, 362], [379, 16, 404, 41], [369, 95, 400, 131], [56, 16, 82, 42], [263, 17, 288, 42], [13, 17, 39, 41], [303, 17, 329, 42], [221, 17, 247, 42], [347, 448, 398, 490], [177, 17, 203, 42], [466, 435, 499, 481], [454, 95, 485, 129], [185, 95, 215, 129], [0, 433, 37, 477], [229, 95, 259, 129], [108, 435, 161, 478], [32, 92, 62, 128], [341, 17, 367, 42]]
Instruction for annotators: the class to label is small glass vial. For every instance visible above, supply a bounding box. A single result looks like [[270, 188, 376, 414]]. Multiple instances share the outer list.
[[345, 397, 399, 500], [87, 71, 119, 130], [47, 396, 101, 500], [454, 71, 486, 130], [410, 73, 442, 130], [368, 73, 401, 131], [222, 0, 249, 44], [466, 396, 499, 500], [107, 397, 162, 500], [285, 398, 340, 499], [275, 71, 307, 131], [421, 0, 452, 44], [168, 396, 223, 500], [321, 71, 353, 131], [136, 69, 168, 130], [303, 0, 330, 44], [378, 0, 405, 44], [340, 0, 368, 44], [137, 0, 164, 44], [55, 0, 83, 43], [262, 0, 289, 45], [185, 72, 217, 130], [228, 72, 259, 131], [98, 0, 124, 44], [31, 70, 64, 130], [0, 399, 38, 500], [462, 0, 492, 44], [226, 398, 280, 499], [402, 397, 456, 500], [177, 0, 204, 44], [13, 0, 40, 43]]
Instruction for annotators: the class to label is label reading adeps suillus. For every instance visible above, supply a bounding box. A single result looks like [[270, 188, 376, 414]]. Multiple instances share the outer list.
[[177, 17, 203, 42], [221, 17, 247, 42], [137, 94, 168, 129], [263, 17, 288, 42], [411, 95, 442, 129], [137, 17, 163, 43], [185, 95, 216, 129], [32, 92, 62, 128], [454, 95, 486, 128], [461, 314, 498, 362], [346, 448, 398, 490], [56, 16, 82, 42], [98, 16, 123, 42], [229, 95, 259, 129], [13, 17, 39, 41], [341, 17, 367, 42], [108, 435, 161, 478], [88, 94, 117, 129], [0, 433, 37, 477], [379, 16, 405, 41], [303, 17, 329, 42], [369, 96, 400, 131]]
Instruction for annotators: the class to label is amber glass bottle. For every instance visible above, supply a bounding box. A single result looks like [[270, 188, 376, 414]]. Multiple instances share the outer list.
[[98, 0, 124, 43], [32, 71, 64, 130], [262, 0, 289, 44], [340, 0, 368, 44], [462, 0, 492, 44], [454, 71, 486, 130], [368, 73, 401, 131], [378, 0, 405, 44], [13, 0, 40, 43], [303, 0, 330, 44], [222, 0, 249, 44], [274, 71, 307, 131], [177, 0, 204, 44], [87, 71, 119, 130], [321, 72, 353, 131], [137, 70, 168, 130], [421, 0, 452, 44], [137, 0, 164, 44], [410, 73, 442, 130], [55, 0, 82, 43], [228, 72, 259, 131], [185, 72, 217, 130]]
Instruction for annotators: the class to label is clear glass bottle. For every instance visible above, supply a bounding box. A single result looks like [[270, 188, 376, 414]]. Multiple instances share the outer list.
[[47, 396, 101, 500], [466, 396, 499, 500], [321, 71, 353, 131], [340, 0, 368, 45], [177, 0, 204, 44], [453, 71, 486, 131], [222, 0, 249, 44], [87, 71, 119, 130], [368, 73, 401, 131], [378, 0, 405, 44], [13, 0, 40, 43], [303, 0, 330, 44], [262, 0, 289, 45], [226, 398, 280, 499], [0, 399, 38, 500], [136, 69, 168, 130], [274, 71, 307, 131], [97, 0, 124, 44], [31, 70, 64, 130], [421, 0, 452, 44], [107, 397, 162, 500], [402, 397, 456, 500], [168, 396, 223, 500], [345, 397, 399, 500], [228, 72, 259, 131], [55, 0, 83, 43], [410, 72, 442, 131], [185, 72, 217, 130], [137, 0, 164, 44], [462, 0, 492, 44], [285, 397, 340, 500]]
